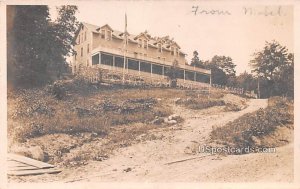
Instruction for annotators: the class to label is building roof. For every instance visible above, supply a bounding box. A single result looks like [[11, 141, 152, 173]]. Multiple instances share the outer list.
[[79, 22, 186, 54]]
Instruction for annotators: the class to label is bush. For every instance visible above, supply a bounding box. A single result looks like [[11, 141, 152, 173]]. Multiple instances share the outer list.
[[211, 97, 293, 154], [176, 97, 225, 110]]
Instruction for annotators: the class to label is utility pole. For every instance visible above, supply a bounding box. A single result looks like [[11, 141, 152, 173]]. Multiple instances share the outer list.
[[122, 13, 128, 84], [257, 75, 260, 99]]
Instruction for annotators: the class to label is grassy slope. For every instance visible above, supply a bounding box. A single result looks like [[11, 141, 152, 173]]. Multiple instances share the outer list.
[[211, 97, 294, 154]]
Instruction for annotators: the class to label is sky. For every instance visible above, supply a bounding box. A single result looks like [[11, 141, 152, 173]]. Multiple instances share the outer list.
[[49, 1, 293, 74]]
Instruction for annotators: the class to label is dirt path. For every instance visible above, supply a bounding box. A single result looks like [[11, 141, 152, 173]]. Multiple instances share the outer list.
[[13, 98, 293, 182]]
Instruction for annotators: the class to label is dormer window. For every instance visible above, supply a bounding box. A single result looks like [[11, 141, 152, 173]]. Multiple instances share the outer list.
[[171, 47, 174, 55], [138, 39, 142, 48], [158, 43, 162, 52], [107, 30, 112, 40], [101, 30, 105, 39]]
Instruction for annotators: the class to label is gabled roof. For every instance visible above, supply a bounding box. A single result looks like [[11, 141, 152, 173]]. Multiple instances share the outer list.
[[97, 24, 114, 32], [134, 32, 150, 40], [82, 22, 100, 32], [75, 22, 183, 51]]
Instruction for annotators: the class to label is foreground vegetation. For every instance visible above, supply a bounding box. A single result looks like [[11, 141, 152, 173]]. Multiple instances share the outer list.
[[8, 78, 228, 166], [211, 97, 294, 154]]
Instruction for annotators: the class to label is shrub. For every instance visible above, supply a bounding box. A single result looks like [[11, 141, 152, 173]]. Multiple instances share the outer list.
[[211, 97, 293, 154], [176, 97, 225, 110]]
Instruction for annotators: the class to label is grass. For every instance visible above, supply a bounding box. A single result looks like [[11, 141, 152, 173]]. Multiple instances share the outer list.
[[8, 85, 177, 143], [211, 96, 294, 154]]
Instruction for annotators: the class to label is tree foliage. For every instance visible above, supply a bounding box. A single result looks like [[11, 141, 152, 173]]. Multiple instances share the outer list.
[[250, 41, 293, 98], [202, 55, 236, 86], [165, 59, 180, 87], [190, 50, 205, 68], [7, 5, 79, 88]]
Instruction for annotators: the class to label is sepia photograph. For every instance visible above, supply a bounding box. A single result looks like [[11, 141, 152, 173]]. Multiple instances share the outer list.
[[3, 0, 298, 187]]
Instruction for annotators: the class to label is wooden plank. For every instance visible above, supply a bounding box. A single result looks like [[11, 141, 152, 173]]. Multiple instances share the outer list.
[[8, 154, 54, 169], [7, 160, 29, 167], [9, 165, 40, 171], [164, 154, 214, 165], [8, 168, 61, 176]]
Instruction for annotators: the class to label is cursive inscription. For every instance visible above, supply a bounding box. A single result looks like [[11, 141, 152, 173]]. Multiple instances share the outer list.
[[192, 6, 231, 16]]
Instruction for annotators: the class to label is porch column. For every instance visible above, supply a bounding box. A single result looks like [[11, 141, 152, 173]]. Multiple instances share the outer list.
[[184, 70, 186, 83], [138, 61, 141, 76], [99, 52, 101, 68], [151, 63, 153, 78], [113, 55, 115, 71]]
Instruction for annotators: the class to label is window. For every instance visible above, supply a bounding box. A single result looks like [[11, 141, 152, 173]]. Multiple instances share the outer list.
[[196, 73, 210, 83], [171, 47, 174, 55], [101, 30, 105, 39], [152, 64, 163, 75], [115, 56, 125, 68], [185, 71, 195, 81], [127, 59, 139, 71], [81, 47, 83, 56], [178, 69, 184, 79], [75, 54, 77, 60], [86, 59, 89, 67], [107, 30, 112, 40], [87, 44, 90, 53], [143, 40, 147, 49], [101, 53, 113, 66], [140, 61, 151, 73], [78, 34, 80, 44], [92, 54, 99, 65], [158, 43, 162, 52], [138, 39, 142, 48], [175, 48, 179, 56], [84, 32, 87, 41]]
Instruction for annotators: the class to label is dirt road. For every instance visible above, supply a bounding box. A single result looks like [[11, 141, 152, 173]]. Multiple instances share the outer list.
[[13, 98, 293, 182]]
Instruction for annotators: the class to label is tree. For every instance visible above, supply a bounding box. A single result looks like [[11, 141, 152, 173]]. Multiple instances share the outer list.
[[8, 5, 52, 87], [7, 5, 79, 88], [235, 71, 257, 92], [190, 50, 205, 68], [249, 41, 293, 97], [165, 59, 180, 87], [204, 55, 236, 86], [211, 55, 236, 77], [50, 6, 79, 77]]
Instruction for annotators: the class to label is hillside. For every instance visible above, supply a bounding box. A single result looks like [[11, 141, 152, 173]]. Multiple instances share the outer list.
[[7, 78, 293, 182]]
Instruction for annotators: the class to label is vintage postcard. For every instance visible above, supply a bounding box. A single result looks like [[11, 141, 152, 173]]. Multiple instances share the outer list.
[[1, 0, 299, 188]]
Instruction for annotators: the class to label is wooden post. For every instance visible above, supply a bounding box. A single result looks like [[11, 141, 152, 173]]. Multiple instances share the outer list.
[[99, 52, 101, 66], [138, 61, 141, 76], [113, 55, 115, 71]]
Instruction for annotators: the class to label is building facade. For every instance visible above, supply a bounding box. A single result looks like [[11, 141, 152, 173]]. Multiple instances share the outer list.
[[72, 22, 211, 87]]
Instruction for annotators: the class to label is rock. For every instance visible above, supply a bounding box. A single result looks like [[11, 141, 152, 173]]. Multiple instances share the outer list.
[[166, 120, 177, 125], [164, 117, 169, 123], [174, 98, 181, 103], [123, 167, 132, 172], [151, 117, 164, 125], [251, 136, 261, 146], [168, 114, 180, 121]]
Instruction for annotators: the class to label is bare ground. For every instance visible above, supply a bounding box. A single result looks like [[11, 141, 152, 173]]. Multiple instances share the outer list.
[[9, 98, 293, 182]]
